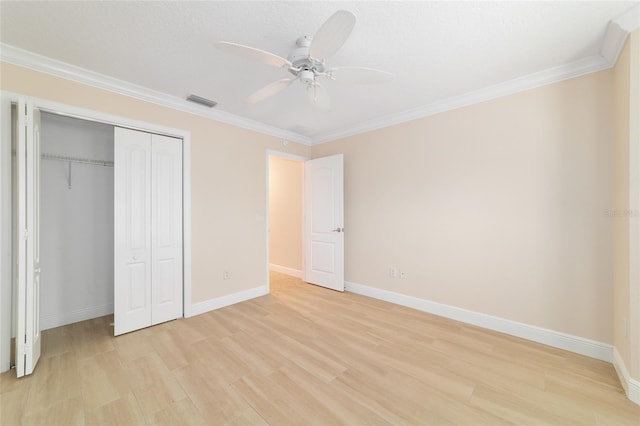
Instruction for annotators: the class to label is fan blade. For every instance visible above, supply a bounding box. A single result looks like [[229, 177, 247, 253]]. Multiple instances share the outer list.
[[309, 10, 356, 61], [216, 41, 291, 68], [329, 66, 393, 85], [247, 78, 295, 104], [306, 83, 330, 110]]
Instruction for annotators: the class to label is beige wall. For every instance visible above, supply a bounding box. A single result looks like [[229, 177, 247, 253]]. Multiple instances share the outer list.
[[269, 156, 303, 272], [0, 62, 311, 304], [312, 70, 614, 343], [613, 35, 632, 374], [613, 28, 640, 382], [630, 28, 640, 382]]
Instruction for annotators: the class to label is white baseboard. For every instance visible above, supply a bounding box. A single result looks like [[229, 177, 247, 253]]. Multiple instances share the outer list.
[[41, 303, 114, 331], [613, 347, 640, 405], [345, 281, 613, 363], [188, 285, 268, 317], [269, 264, 302, 278]]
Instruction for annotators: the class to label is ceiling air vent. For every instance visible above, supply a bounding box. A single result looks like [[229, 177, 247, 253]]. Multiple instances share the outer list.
[[186, 94, 217, 108]]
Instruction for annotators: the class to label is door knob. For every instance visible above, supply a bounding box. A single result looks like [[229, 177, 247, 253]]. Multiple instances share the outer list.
[[332, 227, 344, 233]]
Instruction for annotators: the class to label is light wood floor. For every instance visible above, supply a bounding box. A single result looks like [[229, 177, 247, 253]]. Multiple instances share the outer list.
[[1, 272, 639, 425]]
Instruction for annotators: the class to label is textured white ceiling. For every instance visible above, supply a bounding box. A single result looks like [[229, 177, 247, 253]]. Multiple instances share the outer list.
[[1, 1, 637, 143]]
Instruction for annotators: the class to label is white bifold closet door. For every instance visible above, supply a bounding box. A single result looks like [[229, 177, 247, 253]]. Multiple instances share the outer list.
[[114, 127, 183, 336], [15, 98, 42, 377]]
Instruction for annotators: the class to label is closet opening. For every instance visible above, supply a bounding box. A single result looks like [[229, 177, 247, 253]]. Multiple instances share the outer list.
[[40, 112, 115, 331], [2, 95, 192, 375]]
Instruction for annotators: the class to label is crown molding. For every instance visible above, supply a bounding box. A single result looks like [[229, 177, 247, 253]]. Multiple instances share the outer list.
[[311, 8, 640, 145], [311, 54, 611, 144], [616, 3, 640, 33], [602, 4, 640, 65], [602, 22, 630, 65], [2, 4, 638, 147], [0, 43, 312, 146]]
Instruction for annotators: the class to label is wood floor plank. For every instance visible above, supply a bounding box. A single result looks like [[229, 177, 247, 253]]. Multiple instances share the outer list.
[[39, 324, 74, 360], [21, 397, 85, 426], [0, 271, 638, 425], [265, 369, 348, 425], [470, 385, 574, 425], [244, 323, 347, 383], [172, 367, 267, 425], [149, 328, 194, 372], [84, 393, 146, 426], [0, 384, 30, 425], [24, 351, 82, 412], [77, 350, 130, 411], [112, 327, 155, 361], [230, 370, 312, 425], [149, 397, 206, 426], [277, 363, 391, 425], [331, 366, 455, 424], [69, 316, 115, 360]]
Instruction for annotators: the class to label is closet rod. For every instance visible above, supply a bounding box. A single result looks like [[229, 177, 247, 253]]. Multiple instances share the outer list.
[[41, 153, 114, 167]]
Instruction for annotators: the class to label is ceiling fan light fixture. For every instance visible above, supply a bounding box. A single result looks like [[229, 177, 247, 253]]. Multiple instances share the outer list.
[[307, 83, 330, 110], [299, 70, 315, 85]]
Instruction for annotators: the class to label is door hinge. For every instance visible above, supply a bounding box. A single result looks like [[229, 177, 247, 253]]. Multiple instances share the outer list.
[[22, 229, 29, 241], [19, 101, 32, 128], [17, 344, 28, 357]]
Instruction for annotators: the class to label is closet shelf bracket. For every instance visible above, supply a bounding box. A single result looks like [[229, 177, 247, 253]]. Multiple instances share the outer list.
[[40, 153, 114, 190]]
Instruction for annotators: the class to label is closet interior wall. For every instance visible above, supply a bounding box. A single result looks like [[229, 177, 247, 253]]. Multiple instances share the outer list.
[[40, 112, 114, 330]]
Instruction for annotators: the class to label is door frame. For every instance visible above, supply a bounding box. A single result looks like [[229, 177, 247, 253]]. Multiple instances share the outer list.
[[0, 91, 193, 372], [265, 150, 308, 292]]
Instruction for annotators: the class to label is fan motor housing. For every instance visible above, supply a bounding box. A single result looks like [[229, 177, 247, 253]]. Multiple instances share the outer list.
[[288, 46, 310, 67], [288, 36, 325, 75]]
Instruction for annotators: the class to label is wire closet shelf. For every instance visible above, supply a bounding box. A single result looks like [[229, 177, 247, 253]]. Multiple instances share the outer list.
[[41, 153, 113, 189], [41, 153, 113, 167]]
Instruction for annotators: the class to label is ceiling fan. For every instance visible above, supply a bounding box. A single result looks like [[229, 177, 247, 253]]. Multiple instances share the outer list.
[[215, 10, 392, 109]]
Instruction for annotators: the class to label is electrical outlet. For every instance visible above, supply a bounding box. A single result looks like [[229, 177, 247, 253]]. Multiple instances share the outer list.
[[223, 270, 231, 280], [389, 267, 397, 278], [399, 270, 406, 279]]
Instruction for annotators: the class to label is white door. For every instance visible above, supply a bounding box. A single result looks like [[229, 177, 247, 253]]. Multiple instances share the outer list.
[[304, 154, 344, 291], [150, 134, 183, 325], [114, 128, 183, 335], [15, 98, 42, 377], [114, 127, 152, 335]]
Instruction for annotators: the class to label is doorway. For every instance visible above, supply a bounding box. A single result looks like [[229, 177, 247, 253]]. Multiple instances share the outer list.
[[267, 153, 305, 282], [266, 151, 345, 292]]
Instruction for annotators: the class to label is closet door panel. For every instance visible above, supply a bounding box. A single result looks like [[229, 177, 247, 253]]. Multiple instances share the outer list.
[[15, 98, 42, 377], [127, 263, 148, 309], [151, 134, 183, 325], [114, 128, 152, 335]]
